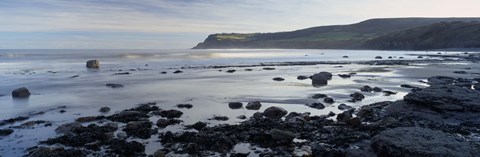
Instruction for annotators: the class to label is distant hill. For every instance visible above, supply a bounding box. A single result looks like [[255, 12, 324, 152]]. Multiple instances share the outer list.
[[192, 18, 480, 50]]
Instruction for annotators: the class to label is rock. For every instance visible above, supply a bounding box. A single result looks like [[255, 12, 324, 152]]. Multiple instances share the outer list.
[[338, 74, 351, 78], [236, 115, 247, 119], [328, 111, 336, 117], [226, 69, 236, 73], [311, 74, 328, 87], [263, 106, 288, 119], [75, 116, 105, 123], [26, 147, 87, 157], [307, 102, 325, 109], [153, 150, 165, 157], [246, 101, 262, 110], [156, 118, 182, 128], [293, 145, 313, 157], [346, 117, 361, 127], [0, 128, 13, 136], [388, 56, 393, 59], [336, 110, 353, 122], [400, 84, 418, 89], [108, 139, 145, 156], [106, 83, 124, 88], [99, 107, 110, 113], [124, 121, 153, 139], [417, 56, 424, 58], [107, 110, 149, 122], [117, 131, 127, 139], [273, 77, 285, 81], [269, 129, 295, 143], [427, 76, 455, 86], [245, 69, 253, 71], [311, 93, 327, 99], [210, 116, 229, 121], [371, 127, 480, 157], [324, 97, 334, 103], [297, 75, 309, 80], [372, 87, 383, 92], [318, 72, 333, 80], [158, 110, 183, 119], [342, 56, 349, 58], [55, 122, 82, 135], [263, 67, 275, 70], [350, 92, 365, 102], [113, 72, 130, 75], [338, 104, 353, 110], [173, 70, 183, 74], [360, 85, 373, 92], [231, 152, 250, 157], [176, 104, 193, 109], [228, 102, 243, 109], [12, 87, 31, 98], [383, 90, 397, 96], [186, 121, 207, 131], [161, 71, 167, 74], [375, 56, 382, 59], [404, 85, 480, 112], [86, 60, 99, 68], [454, 71, 468, 74]]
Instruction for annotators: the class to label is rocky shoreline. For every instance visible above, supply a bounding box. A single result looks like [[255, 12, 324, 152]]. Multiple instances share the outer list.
[[13, 75, 478, 157]]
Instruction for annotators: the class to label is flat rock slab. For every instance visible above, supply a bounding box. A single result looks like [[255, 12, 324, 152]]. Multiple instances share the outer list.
[[371, 127, 480, 157], [404, 85, 480, 112]]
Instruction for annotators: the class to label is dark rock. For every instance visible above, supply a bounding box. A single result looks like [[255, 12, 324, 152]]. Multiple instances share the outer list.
[[177, 104, 193, 109], [173, 70, 183, 74], [99, 107, 111, 113], [350, 92, 365, 102], [338, 104, 353, 110], [113, 72, 130, 75], [210, 116, 229, 121], [0, 128, 14, 136], [343, 56, 349, 58], [346, 117, 361, 127], [417, 56, 424, 58], [27, 147, 87, 157], [338, 74, 351, 78], [236, 115, 247, 119], [228, 102, 243, 109], [231, 152, 250, 157], [86, 60, 99, 68], [404, 85, 480, 112], [186, 121, 207, 131], [375, 56, 382, 59], [337, 110, 353, 122], [108, 139, 145, 156], [297, 75, 309, 80], [75, 116, 105, 123], [263, 106, 288, 119], [400, 84, 420, 89], [226, 69, 236, 73], [246, 101, 262, 110], [107, 110, 149, 123], [12, 87, 31, 98], [383, 90, 397, 96], [454, 71, 468, 74], [156, 118, 182, 128], [269, 129, 295, 144], [427, 76, 455, 86], [153, 150, 165, 157], [311, 93, 327, 99], [0, 116, 29, 126], [124, 121, 153, 139], [263, 67, 275, 70], [388, 56, 393, 59], [318, 71, 333, 80], [106, 83, 124, 88], [273, 77, 285, 81], [245, 69, 253, 71], [45, 123, 118, 150], [372, 87, 383, 92], [360, 85, 373, 92], [311, 74, 328, 87], [371, 127, 480, 157], [158, 110, 183, 119], [328, 111, 336, 117], [307, 102, 325, 109], [324, 97, 334, 103]]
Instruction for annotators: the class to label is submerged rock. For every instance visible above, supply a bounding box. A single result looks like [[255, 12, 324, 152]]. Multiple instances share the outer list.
[[273, 77, 285, 81], [311, 74, 328, 87], [371, 127, 480, 157], [86, 60, 99, 68], [228, 102, 243, 109], [12, 87, 31, 98], [350, 92, 365, 102], [338, 74, 351, 78], [176, 104, 193, 109], [0, 128, 14, 136], [106, 83, 124, 88], [297, 75, 309, 80], [338, 104, 353, 110], [307, 102, 325, 109], [246, 101, 262, 110], [360, 85, 373, 92], [99, 107, 111, 113]]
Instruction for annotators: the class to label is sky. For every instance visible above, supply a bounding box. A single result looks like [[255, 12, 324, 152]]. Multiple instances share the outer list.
[[0, 0, 480, 49]]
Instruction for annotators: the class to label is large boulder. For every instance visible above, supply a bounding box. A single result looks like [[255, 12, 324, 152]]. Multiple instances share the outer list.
[[12, 87, 31, 98], [404, 85, 480, 112], [318, 71, 333, 80], [86, 60, 100, 68], [311, 74, 328, 87], [371, 127, 480, 157], [263, 106, 288, 119], [246, 101, 262, 110]]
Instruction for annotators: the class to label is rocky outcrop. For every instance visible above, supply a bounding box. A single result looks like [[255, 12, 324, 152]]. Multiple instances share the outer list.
[[404, 85, 480, 112]]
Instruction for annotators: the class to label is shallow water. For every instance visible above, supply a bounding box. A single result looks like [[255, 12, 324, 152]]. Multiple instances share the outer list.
[[0, 49, 472, 156]]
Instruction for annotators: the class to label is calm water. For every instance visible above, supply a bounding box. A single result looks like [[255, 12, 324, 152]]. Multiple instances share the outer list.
[[0, 49, 462, 156]]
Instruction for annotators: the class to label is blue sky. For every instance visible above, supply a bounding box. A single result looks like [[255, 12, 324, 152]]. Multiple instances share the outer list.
[[1, 0, 479, 49]]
